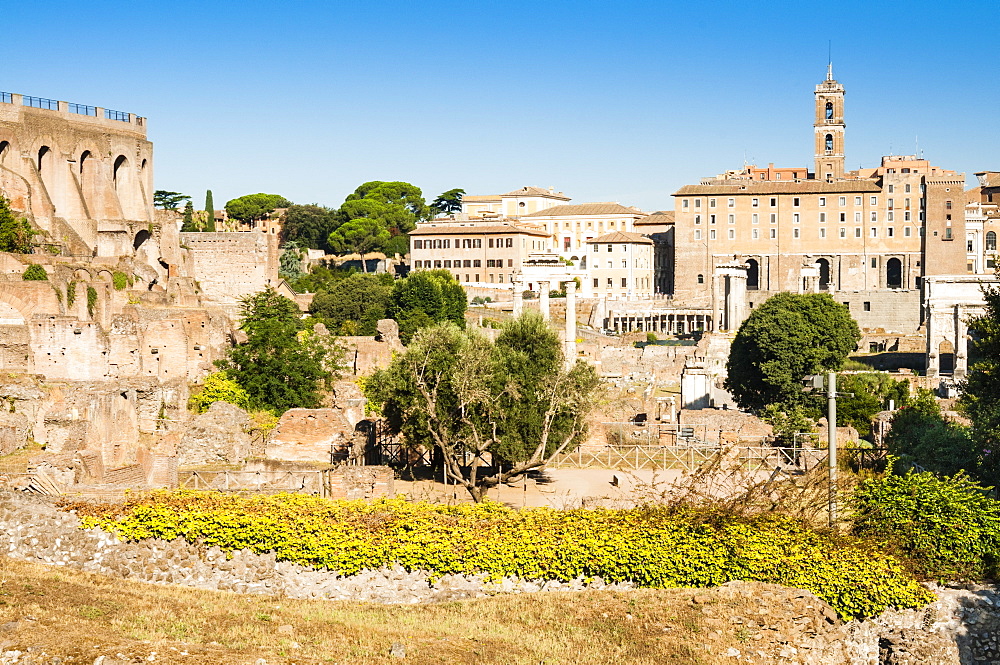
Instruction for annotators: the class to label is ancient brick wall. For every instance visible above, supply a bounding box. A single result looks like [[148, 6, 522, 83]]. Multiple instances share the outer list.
[[180, 232, 279, 315]]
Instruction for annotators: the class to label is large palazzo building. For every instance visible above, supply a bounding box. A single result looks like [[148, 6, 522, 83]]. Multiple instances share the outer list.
[[671, 67, 967, 332]]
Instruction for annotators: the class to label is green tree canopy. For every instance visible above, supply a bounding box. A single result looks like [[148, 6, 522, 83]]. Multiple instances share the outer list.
[[431, 188, 465, 216], [886, 389, 975, 478], [225, 193, 292, 225], [365, 314, 601, 502], [326, 218, 390, 272], [329, 181, 430, 259], [724, 293, 861, 412], [180, 200, 197, 232], [189, 371, 251, 413], [205, 190, 216, 232], [389, 269, 466, 343], [279, 242, 305, 280], [283, 204, 338, 250], [961, 282, 1000, 485], [0, 196, 37, 254], [216, 289, 342, 413], [309, 273, 393, 336], [153, 190, 190, 210], [836, 372, 912, 438]]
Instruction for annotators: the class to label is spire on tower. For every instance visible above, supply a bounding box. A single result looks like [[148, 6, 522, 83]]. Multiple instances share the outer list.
[[826, 61, 833, 81]]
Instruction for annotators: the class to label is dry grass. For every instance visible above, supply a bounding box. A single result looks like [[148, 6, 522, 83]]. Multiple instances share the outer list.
[[0, 555, 783, 665]]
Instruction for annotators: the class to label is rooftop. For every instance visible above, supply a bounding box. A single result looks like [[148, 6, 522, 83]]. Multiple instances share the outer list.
[[409, 223, 550, 237], [501, 186, 571, 200], [586, 231, 653, 245], [674, 181, 881, 196], [523, 202, 646, 218], [635, 210, 675, 225]]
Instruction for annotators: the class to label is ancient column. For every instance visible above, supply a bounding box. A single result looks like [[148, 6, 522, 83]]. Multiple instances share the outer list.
[[564, 280, 577, 365], [925, 304, 939, 378], [954, 306, 969, 380], [512, 278, 524, 317], [539, 280, 550, 321]]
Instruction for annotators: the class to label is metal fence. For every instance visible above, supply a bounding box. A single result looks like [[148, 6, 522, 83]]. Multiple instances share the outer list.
[[23, 95, 58, 110], [0, 92, 12, 104], [178, 469, 337, 496], [104, 108, 129, 122], [68, 103, 97, 117]]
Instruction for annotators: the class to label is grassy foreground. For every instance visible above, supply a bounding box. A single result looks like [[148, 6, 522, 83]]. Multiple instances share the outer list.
[[0, 554, 770, 664]]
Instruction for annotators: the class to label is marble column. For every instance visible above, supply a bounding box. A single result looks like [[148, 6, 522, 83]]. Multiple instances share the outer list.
[[539, 280, 550, 321], [565, 281, 577, 365]]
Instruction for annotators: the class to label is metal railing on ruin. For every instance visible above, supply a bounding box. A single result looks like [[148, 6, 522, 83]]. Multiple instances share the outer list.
[[104, 108, 130, 122], [68, 103, 97, 117], [23, 95, 58, 111], [0, 92, 12, 104]]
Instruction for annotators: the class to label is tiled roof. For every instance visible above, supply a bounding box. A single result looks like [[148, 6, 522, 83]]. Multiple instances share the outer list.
[[501, 186, 571, 199], [674, 181, 881, 195], [462, 195, 501, 202], [409, 224, 551, 237], [523, 202, 645, 218], [585, 231, 653, 245], [635, 210, 675, 225]]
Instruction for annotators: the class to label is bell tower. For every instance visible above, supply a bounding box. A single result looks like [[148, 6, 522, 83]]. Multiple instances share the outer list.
[[814, 64, 845, 182]]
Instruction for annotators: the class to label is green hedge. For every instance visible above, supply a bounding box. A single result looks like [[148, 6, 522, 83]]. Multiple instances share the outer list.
[[73, 491, 932, 620], [852, 470, 1000, 581], [22, 264, 47, 281]]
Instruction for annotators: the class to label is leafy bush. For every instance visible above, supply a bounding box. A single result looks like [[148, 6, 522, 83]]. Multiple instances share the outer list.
[[22, 264, 47, 281], [66, 281, 77, 307], [112, 271, 129, 291], [73, 491, 932, 620], [87, 286, 98, 317], [188, 372, 252, 413], [852, 470, 1000, 581], [885, 389, 976, 478]]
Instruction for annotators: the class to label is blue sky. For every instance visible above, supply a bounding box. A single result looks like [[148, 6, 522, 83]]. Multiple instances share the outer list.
[[4, 0, 997, 212]]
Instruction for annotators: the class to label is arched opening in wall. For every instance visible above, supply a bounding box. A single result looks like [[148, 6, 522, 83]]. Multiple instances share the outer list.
[[746, 258, 759, 290], [824, 134, 833, 152], [133, 229, 151, 251], [113, 155, 129, 188], [816, 258, 831, 291], [0, 141, 9, 165], [886, 258, 903, 289], [825, 101, 833, 119], [938, 339, 955, 374], [988, 231, 997, 252], [37, 146, 51, 174]]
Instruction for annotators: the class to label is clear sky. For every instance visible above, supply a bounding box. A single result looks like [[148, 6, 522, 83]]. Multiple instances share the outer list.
[[4, 0, 997, 212]]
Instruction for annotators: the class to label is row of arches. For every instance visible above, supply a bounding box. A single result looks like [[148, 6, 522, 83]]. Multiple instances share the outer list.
[[743, 256, 905, 291]]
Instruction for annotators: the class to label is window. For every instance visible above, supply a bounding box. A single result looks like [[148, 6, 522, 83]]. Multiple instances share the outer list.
[[905, 211, 911, 221], [473, 259, 481, 267], [475, 274, 479, 281], [770, 198, 777, 207], [863, 302, 871, 312], [727, 198, 734, 207], [695, 214, 702, 225], [694, 229, 702, 240], [709, 198, 716, 208], [752, 198, 759, 207], [839, 197, 846, 206], [871, 228, 877, 238], [752, 229, 759, 239], [825, 134, 833, 151], [728, 229, 735, 239], [819, 212, 826, 222], [888, 198, 894, 208], [607, 278, 613, 287], [621, 278, 628, 288], [793, 228, 800, 238], [793, 197, 801, 207], [903, 227, 911, 238], [870, 196, 878, 206], [888, 212, 894, 222], [819, 197, 826, 207], [793, 213, 800, 224], [840, 212, 846, 222], [825, 101, 833, 119], [694, 199, 701, 208], [697, 274, 704, 284], [888, 185, 894, 193], [871, 258, 878, 268], [855, 228, 862, 238], [905, 184, 911, 193], [770, 228, 777, 239], [946, 200, 953, 210], [887, 227, 894, 237], [621, 260, 627, 268], [414, 239, 423, 249], [507, 259, 513, 267], [505, 238, 513, 247], [839, 228, 846, 238], [710, 214, 716, 224], [988, 231, 997, 251], [968, 239, 975, 253], [464, 259, 471, 267], [443, 260, 451, 268], [751, 213, 758, 224], [593, 278, 599, 287], [855, 196, 862, 205], [770, 213, 777, 224], [820, 228, 826, 239], [728, 214, 735, 224], [682, 199, 689, 209], [710, 230, 716, 240], [434, 260, 442, 268], [871, 212, 878, 222], [607, 244, 613, 252]]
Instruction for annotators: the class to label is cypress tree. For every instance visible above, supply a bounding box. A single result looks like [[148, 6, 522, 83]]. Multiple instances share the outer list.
[[205, 190, 216, 232], [181, 200, 197, 232]]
